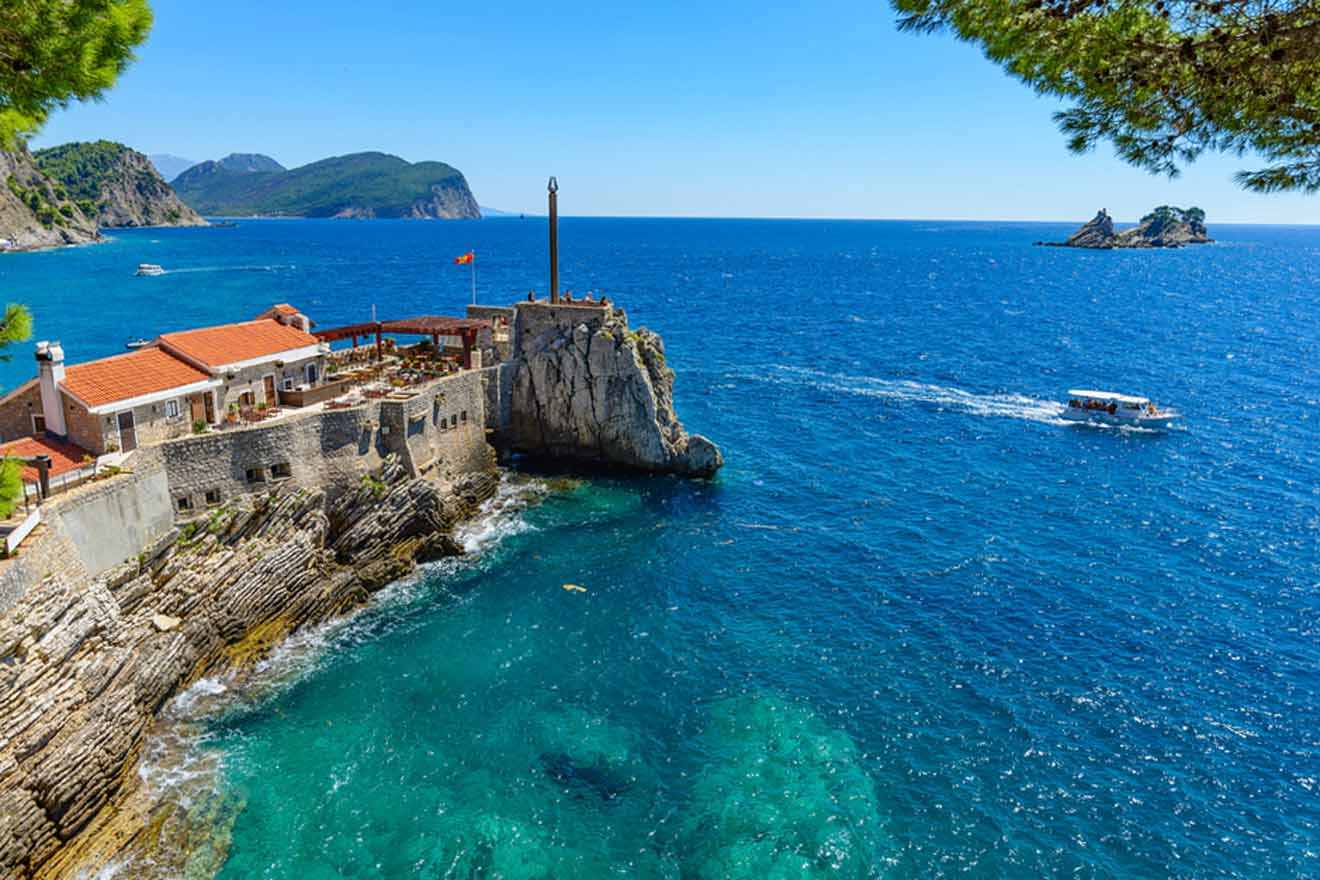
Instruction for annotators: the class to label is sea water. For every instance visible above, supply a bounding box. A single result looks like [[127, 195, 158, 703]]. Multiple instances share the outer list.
[[2, 218, 1317, 878]]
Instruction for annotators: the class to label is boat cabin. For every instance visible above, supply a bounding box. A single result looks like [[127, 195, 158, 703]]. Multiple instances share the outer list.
[[1067, 389, 1153, 416]]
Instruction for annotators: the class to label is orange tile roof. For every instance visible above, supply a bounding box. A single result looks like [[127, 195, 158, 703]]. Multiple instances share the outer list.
[[0, 435, 92, 482], [160, 318, 319, 369], [62, 347, 212, 408], [270, 304, 299, 316]]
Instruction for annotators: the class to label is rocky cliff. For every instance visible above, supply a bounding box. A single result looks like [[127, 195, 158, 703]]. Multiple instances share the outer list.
[[506, 304, 723, 477], [0, 148, 99, 252], [34, 142, 207, 229], [0, 456, 496, 879], [1042, 207, 1212, 249]]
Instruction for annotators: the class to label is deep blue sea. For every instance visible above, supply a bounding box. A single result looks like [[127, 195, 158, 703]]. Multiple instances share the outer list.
[[2, 219, 1318, 878]]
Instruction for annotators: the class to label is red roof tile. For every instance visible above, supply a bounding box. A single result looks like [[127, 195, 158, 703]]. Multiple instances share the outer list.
[[0, 436, 92, 482], [62, 348, 212, 408], [160, 318, 319, 369]]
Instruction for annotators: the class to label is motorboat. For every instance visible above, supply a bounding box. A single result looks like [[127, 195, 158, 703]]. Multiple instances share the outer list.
[[135, 263, 166, 276], [1062, 390, 1177, 429], [125, 338, 151, 350]]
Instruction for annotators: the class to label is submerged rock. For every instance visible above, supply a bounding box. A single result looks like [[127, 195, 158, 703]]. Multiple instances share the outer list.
[[507, 306, 724, 477], [680, 694, 891, 879]]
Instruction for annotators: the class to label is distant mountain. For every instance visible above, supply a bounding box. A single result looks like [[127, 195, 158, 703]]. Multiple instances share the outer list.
[[172, 151, 479, 219], [212, 153, 285, 174], [35, 141, 207, 229], [148, 153, 198, 180]]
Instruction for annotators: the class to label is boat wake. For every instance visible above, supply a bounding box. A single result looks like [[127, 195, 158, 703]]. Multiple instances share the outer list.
[[768, 366, 1070, 425], [157, 264, 295, 276]]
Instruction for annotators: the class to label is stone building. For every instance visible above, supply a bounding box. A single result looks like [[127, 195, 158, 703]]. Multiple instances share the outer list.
[[0, 304, 327, 456]]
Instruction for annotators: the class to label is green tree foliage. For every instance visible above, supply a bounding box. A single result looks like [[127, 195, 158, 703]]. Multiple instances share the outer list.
[[0, 458, 22, 519], [0, 1, 153, 147], [0, 303, 32, 518], [33, 139, 129, 202], [0, 303, 32, 361], [892, 0, 1320, 192]]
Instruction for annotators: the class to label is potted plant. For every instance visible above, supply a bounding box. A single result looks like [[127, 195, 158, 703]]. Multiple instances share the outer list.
[[226, 403, 239, 424]]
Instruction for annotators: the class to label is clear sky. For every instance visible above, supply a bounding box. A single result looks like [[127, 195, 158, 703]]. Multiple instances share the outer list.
[[30, 0, 1318, 224]]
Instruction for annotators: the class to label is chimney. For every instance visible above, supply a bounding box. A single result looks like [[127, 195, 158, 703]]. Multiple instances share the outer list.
[[35, 341, 67, 437], [548, 176, 559, 304]]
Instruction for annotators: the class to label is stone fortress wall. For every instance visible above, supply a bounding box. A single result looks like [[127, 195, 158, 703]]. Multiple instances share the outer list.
[[0, 368, 495, 610]]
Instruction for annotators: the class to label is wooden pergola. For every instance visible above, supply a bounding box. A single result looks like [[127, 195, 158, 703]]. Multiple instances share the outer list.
[[315, 316, 491, 368]]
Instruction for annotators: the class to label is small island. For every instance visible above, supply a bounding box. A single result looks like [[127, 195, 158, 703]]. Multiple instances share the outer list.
[[1040, 206, 1212, 249]]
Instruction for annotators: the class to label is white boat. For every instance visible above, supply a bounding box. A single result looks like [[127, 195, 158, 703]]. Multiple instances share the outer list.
[[135, 263, 166, 276], [1062, 390, 1177, 429], [125, 338, 151, 350]]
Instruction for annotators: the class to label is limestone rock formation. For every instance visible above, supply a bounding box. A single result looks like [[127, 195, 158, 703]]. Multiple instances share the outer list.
[[507, 307, 723, 477], [1041, 206, 1212, 249], [34, 142, 207, 229], [0, 148, 99, 252], [0, 457, 496, 879]]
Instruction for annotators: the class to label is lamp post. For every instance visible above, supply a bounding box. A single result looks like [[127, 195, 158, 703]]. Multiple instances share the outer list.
[[548, 176, 559, 303]]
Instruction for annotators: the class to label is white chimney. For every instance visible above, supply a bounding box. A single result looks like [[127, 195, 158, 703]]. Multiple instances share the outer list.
[[35, 341, 67, 437]]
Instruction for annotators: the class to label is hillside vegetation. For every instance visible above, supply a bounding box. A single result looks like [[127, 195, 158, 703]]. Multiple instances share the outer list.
[[34, 140, 206, 228], [171, 151, 480, 219]]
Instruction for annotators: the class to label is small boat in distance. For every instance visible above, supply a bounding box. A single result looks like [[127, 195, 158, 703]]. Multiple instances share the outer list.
[[135, 263, 166, 276], [125, 338, 151, 351], [1062, 390, 1177, 429]]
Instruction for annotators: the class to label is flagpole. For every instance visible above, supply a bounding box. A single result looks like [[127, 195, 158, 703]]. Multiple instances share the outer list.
[[471, 253, 477, 305]]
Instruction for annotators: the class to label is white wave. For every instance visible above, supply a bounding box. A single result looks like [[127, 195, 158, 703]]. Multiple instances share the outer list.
[[769, 366, 1069, 425], [92, 471, 548, 878]]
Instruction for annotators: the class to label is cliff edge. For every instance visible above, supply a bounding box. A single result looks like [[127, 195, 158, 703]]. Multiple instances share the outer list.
[[0, 147, 99, 252], [506, 304, 723, 477]]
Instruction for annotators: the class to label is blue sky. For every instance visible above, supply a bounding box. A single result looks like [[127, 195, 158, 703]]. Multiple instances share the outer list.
[[31, 0, 1318, 223]]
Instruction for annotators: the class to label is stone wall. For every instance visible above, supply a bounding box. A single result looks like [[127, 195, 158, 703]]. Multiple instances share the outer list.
[[511, 301, 615, 359], [479, 364, 513, 434], [160, 404, 383, 511], [61, 393, 103, 453], [53, 448, 174, 576], [0, 381, 39, 443], [467, 305, 513, 363], [0, 449, 174, 611], [376, 370, 489, 485]]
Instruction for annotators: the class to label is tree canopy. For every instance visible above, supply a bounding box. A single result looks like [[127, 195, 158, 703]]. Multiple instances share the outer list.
[[892, 0, 1320, 192], [0, 0, 153, 147]]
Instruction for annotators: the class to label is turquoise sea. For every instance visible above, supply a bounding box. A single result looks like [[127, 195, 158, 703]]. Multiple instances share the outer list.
[[2, 219, 1318, 878]]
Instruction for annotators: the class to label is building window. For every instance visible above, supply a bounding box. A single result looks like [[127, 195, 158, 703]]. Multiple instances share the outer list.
[[164, 399, 181, 420], [31, 414, 45, 434], [407, 416, 425, 437], [270, 462, 292, 480], [450, 414, 458, 428], [205, 489, 222, 506], [306, 362, 319, 385], [460, 410, 468, 423], [245, 467, 265, 484], [282, 377, 294, 391], [176, 495, 193, 512]]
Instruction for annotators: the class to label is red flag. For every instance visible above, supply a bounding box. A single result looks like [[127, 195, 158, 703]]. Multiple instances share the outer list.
[[454, 251, 474, 265]]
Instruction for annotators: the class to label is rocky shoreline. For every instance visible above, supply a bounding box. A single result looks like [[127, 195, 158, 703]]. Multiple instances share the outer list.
[[1038, 207, 1212, 249], [0, 456, 497, 879]]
